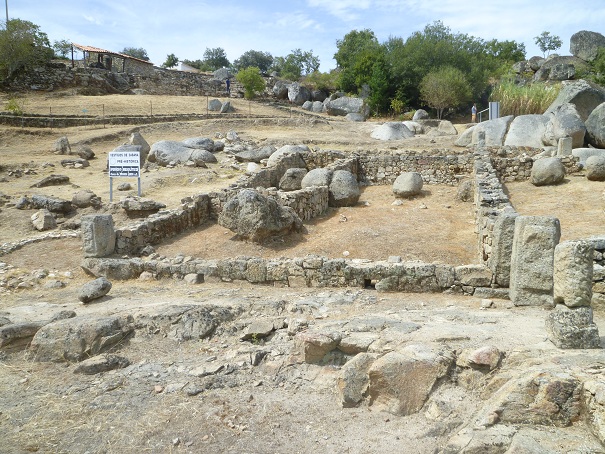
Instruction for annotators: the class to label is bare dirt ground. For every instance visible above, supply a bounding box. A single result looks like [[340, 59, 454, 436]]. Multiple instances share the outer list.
[[1, 92, 605, 453]]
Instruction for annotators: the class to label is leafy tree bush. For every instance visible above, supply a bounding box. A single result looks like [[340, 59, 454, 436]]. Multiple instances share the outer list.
[[419, 66, 471, 119], [272, 49, 320, 80], [52, 39, 72, 59], [303, 71, 338, 93], [234, 50, 273, 73], [534, 32, 562, 57], [162, 53, 179, 68], [203, 47, 230, 70], [121, 47, 149, 61], [236, 66, 266, 99], [0, 19, 52, 82]]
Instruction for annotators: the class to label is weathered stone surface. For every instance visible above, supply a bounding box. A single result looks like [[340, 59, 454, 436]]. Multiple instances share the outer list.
[[472, 115, 514, 146], [570, 30, 605, 62], [542, 103, 586, 149], [79, 277, 112, 303], [287, 82, 311, 105], [218, 189, 303, 242], [293, 331, 341, 364], [456, 346, 502, 370], [181, 137, 215, 152], [219, 101, 233, 113], [279, 168, 307, 191], [72, 189, 101, 208], [412, 109, 429, 120], [573, 147, 605, 165], [545, 79, 605, 122], [81, 214, 116, 258], [337, 353, 378, 408], [325, 96, 368, 118], [301, 168, 332, 188], [510, 216, 560, 306], [328, 170, 360, 207], [81, 257, 143, 280], [530, 157, 565, 186], [128, 132, 150, 165], [443, 426, 517, 454], [534, 56, 587, 81], [29, 194, 72, 213], [54, 136, 71, 154], [183, 273, 203, 284], [454, 265, 492, 287], [586, 155, 605, 181], [238, 146, 275, 165], [73, 353, 130, 374], [546, 305, 601, 349], [0, 322, 44, 350], [272, 80, 290, 99], [266, 144, 310, 168], [338, 333, 379, 354], [31, 209, 56, 231], [240, 319, 276, 341], [504, 115, 548, 148], [489, 211, 518, 287], [584, 379, 605, 445], [121, 197, 166, 214], [29, 314, 134, 362], [368, 345, 453, 416], [392, 172, 423, 198], [371, 122, 414, 141], [208, 98, 222, 111], [30, 174, 70, 188], [553, 241, 593, 307], [586, 102, 605, 148]]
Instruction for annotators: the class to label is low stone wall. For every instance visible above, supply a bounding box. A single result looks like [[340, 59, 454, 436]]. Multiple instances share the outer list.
[[583, 237, 605, 308], [356, 152, 474, 185], [82, 255, 493, 296]]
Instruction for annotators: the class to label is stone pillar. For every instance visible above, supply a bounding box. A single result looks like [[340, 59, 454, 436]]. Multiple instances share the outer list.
[[557, 137, 573, 156], [488, 211, 518, 287], [546, 240, 601, 348], [81, 214, 116, 258], [509, 216, 560, 306]]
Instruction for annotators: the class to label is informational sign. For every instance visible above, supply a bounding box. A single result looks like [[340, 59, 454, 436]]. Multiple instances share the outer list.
[[108, 151, 141, 177]]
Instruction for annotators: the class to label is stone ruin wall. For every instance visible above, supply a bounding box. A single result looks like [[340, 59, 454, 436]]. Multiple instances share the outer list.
[[88, 146, 598, 298]]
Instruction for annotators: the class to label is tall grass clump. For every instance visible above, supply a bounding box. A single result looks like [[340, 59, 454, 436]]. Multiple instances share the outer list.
[[490, 80, 560, 116]]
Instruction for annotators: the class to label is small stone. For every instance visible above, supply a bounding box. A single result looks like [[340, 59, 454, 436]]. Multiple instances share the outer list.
[[480, 299, 494, 309], [154, 385, 163, 393]]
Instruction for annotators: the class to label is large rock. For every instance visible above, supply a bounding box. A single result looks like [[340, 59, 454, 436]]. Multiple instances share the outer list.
[[572, 147, 605, 165], [534, 56, 587, 81], [412, 109, 429, 120], [337, 353, 378, 408], [367, 345, 453, 416], [293, 331, 341, 364], [181, 137, 216, 152], [455, 116, 514, 147], [128, 132, 150, 166], [542, 103, 586, 148], [301, 168, 332, 188], [545, 79, 605, 122], [586, 102, 605, 148], [30, 194, 72, 213], [72, 189, 101, 209], [586, 155, 605, 180], [570, 30, 605, 62], [546, 305, 601, 349], [530, 157, 565, 186], [208, 99, 222, 111], [266, 144, 310, 168], [81, 214, 116, 258], [148, 140, 194, 165], [553, 240, 593, 307], [234, 145, 276, 163], [54, 136, 71, 154], [371, 122, 414, 140], [78, 277, 112, 303], [29, 314, 134, 362], [392, 172, 423, 198], [272, 80, 290, 99], [504, 114, 549, 148], [328, 170, 360, 207], [287, 82, 311, 105], [510, 216, 561, 306], [325, 96, 368, 118], [218, 189, 303, 242], [279, 168, 307, 191], [31, 209, 56, 231]]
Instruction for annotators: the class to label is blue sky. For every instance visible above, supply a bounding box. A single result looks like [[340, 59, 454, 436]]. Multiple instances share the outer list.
[[7, 0, 605, 71]]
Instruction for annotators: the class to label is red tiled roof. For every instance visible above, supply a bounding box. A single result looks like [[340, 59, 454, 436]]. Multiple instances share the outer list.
[[71, 43, 153, 65]]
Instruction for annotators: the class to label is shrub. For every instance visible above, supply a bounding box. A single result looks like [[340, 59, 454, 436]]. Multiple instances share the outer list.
[[5, 97, 23, 115], [490, 79, 560, 116], [236, 67, 266, 99]]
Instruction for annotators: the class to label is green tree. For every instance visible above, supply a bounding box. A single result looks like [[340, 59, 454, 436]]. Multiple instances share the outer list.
[[236, 66, 266, 99], [420, 66, 471, 119], [203, 47, 230, 70], [162, 53, 179, 68], [272, 49, 320, 80], [334, 29, 381, 93], [121, 47, 149, 61], [367, 58, 391, 115], [52, 39, 72, 59], [534, 32, 562, 57], [234, 50, 273, 73], [0, 19, 52, 82]]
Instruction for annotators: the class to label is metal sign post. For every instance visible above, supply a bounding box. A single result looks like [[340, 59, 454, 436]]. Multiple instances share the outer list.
[[108, 150, 141, 201]]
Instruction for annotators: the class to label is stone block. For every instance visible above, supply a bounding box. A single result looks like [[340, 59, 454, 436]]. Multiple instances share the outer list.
[[546, 305, 601, 349], [553, 241, 593, 307], [510, 216, 560, 306], [81, 214, 116, 258]]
